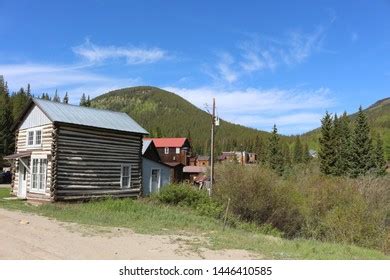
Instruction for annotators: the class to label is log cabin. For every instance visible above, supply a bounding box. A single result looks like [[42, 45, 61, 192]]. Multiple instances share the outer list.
[[4, 98, 148, 201]]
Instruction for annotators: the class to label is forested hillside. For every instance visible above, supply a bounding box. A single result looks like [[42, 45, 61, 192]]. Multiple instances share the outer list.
[[91, 86, 275, 155]]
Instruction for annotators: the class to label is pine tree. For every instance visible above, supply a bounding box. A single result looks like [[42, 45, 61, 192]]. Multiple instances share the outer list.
[[373, 133, 386, 176], [319, 112, 337, 175], [80, 93, 87, 106], [292, 136, 303, 164], [283, 143, 291, 167], [53, 89, 61, 102], [0, 77, 14, 158], [350, 106, 375, 177], [63, 92, 69, 104], [336, 112, 352, 175], [26, 83, 31, 97], [267, 124, 284, 175], [86, 95, 91, 107], [11, 88, 29, 120], [303, 143, 311, 163]]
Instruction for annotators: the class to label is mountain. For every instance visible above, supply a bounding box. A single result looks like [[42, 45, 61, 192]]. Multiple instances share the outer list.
[[303, 97, 390, 160], [91, 86, 272, 155]]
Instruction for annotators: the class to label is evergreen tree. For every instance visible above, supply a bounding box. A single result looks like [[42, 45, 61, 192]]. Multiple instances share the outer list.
[[63, 92, 69, 104], [283, 143, 291, 167], [292, 136, 303, 163], [373, 133, 386, 176], [80, 93, 87, 106], [53, 89, 61, 102], [86, 95, 91, 107], [26, 83, 31, 97], [267, 124, 284, 175], [350, 106, 375, 177], [11, 88, 29, 120], [336, 112, 352, 175], [0, 77, 14, 158], [303, 143, 311, 163], [319, 112, 337, 175], [253, 135, 266, 164]]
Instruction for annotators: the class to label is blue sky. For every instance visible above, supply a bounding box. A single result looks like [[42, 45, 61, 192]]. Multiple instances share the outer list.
[[0, 0, 389, 134]]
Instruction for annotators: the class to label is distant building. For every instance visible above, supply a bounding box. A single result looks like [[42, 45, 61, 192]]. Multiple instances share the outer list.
[[309, 149, 318, 158], [144, 138, 192, 166], [218, 151, 257, 165], [183, 166, 207, 184]]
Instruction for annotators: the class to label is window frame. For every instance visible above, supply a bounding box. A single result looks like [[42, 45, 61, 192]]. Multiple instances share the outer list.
[[164, 147, 169, 154], [29, 155, 47, 193], [120, 164, 131, 188], [26, 129, 43, 147], [175, 147, 180, 154]]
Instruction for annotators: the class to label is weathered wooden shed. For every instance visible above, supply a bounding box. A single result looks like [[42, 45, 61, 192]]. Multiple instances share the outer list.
[[141, 140, 172, 195], [5, 98, 148, 201]]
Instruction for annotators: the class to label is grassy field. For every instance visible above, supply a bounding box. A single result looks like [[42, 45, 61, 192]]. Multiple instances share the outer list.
[[0, 188, 388, 260]]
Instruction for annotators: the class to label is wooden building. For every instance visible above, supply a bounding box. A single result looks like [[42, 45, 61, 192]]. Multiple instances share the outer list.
[[142, 140, 172, 195], [5, 98, 148, 201], [144, 138, 192, 166]]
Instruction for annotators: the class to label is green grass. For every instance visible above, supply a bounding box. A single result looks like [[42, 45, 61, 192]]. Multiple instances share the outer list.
[[0, 188, 388, 260]]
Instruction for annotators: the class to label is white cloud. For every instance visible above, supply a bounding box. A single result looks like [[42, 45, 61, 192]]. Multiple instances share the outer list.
[[0, 63, 138, 102], [210, 25, 328, 83], [164, 86, 334, 134], [72, 39, 167, 64]]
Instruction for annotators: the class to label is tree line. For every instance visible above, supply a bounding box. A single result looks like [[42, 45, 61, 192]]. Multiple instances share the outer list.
[[318, 108, 386, 177]]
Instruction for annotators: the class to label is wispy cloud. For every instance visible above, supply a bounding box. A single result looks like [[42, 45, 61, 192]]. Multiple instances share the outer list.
[[72, 39, 167, 64], [0, 63, 138, 102], [210, 24, 329, 83], [164, 86, 335, 134]]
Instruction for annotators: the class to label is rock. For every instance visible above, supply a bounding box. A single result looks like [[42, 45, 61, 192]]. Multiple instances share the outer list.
[[19, 220, 30, 225]]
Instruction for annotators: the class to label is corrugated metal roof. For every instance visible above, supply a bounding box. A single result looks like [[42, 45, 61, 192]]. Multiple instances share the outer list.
[[142, 140, 152, 155], [144, 137, 188, 148], [33, 98, 148, 134]]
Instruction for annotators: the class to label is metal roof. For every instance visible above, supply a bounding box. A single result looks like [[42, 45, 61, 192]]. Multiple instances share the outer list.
[[142, 140, 152, 155], [33, 98, 148, 134]]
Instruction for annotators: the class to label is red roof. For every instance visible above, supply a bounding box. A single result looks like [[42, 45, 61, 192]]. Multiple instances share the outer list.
[[144, 138, 188, 148]]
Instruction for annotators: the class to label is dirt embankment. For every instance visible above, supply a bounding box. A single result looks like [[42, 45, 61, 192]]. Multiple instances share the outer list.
[[0, 208, 258, 260]]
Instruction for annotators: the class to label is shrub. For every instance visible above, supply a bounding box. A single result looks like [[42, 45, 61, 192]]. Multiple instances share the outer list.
[[155, 183, 223, 218]]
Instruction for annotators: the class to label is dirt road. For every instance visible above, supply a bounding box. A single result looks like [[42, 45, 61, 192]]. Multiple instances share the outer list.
[[0, 208, 257, 260]]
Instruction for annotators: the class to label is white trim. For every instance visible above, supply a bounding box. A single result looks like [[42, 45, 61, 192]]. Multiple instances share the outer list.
[[149, 168, 161, 193], [164, 147, 169, 154], [120, 164, 131, 188], [26, 128, 43, 148], [29, 155, 47, 193], [175, 147, 180, 154]]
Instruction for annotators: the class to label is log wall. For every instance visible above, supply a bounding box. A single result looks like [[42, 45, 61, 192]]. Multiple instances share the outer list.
[[53, 124, 143, 201]]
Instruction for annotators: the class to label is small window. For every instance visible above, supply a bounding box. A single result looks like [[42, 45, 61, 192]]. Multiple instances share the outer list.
[[164, 147, 169, 154], [28, 131, 34, 146], [121, 164, 131, 188], [35, 130, 42, 145], [26, 129, 42, 147], [176, 148, 180, 154]]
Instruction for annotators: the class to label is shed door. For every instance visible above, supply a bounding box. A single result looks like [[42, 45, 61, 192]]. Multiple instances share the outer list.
[[150, 169, 161, 193]]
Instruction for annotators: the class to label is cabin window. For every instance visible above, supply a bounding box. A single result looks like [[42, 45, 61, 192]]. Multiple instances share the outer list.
[[164, 147, 169, 154], [26, 129, 42, 147], [35, 130, 42, 145], [176, 148, 180, 154], [31, 158, 47, 192], [121, 164, 131, 188], [28, 131, 34, 146]]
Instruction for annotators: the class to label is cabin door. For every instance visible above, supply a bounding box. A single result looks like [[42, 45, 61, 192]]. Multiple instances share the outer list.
[[150, 169, 161, 193], [18, 164, 27, 199]]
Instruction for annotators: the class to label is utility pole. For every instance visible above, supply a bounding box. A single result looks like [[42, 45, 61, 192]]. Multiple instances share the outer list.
[[210, 98, 215, 195]]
